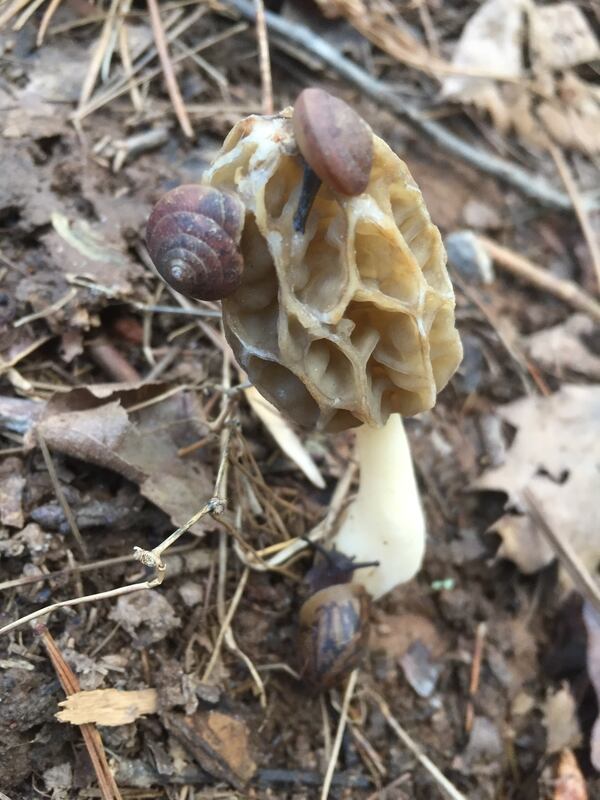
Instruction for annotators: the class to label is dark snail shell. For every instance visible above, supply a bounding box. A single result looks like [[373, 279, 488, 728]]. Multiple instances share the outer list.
[[298, 582, 371, 690], [146, 184, 245, 301], [293, 88, 373, 196]]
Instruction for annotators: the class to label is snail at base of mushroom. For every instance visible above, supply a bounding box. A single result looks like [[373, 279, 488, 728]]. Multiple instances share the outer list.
[[297, 542, 378, 691]]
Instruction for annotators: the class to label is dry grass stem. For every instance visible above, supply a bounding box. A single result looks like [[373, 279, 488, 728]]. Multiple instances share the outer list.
[[37, 431, 88, 559], [13, 287, 77, 328], [477, 237, 600, 322], [36, 0, 62, 44], [523, 489, 600, 615], [368, 689, 468, 800], [254, 0, 273, 114], [146, 0, 193, 137], [37, 624, 123, 800], [465, 621, 487, 734], [78, 0, 121, 109], [320, 669, 359, 800], [550, 145, 600, 292]]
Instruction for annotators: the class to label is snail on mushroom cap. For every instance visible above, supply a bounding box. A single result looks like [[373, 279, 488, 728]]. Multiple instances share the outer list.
[[145, 87, 462, 644]]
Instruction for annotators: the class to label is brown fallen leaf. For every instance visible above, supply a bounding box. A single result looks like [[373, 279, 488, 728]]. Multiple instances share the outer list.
[[523, 315, 600, 381], [544, 685, 582, 754], [163, 710, 256, 790], [57, 689, 158, 726], [441, 0, 527, 132], [33, 384, 213, 534], [441, 0, 600, 155], [475, 385, 600, 578], [529, 3, 600, 70], [553, 749, 588, 800]]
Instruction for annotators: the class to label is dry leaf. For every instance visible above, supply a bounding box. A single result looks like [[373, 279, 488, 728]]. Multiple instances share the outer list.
[[441, 0, 526, 131], [476, 385, 600, 577], [57, 689, 158, 726], [544, 685, 582, 754], [0, 457, 25, 528], [110, 590, 181, 648], [34, 384, 213, 534], [524, 315, 600, 380], [164, 710, 256, 790], [553, 749, 588, 800], [245, 386, 325, 489], [583, 601, 600, 771], [529, 3, 600, 70]]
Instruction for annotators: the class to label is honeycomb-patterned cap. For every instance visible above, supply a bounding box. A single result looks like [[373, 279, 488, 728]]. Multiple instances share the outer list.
[[203, 109, 462, 432]]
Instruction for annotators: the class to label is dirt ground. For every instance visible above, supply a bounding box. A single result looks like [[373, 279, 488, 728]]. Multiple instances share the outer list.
[[1, 1, 600, 799]]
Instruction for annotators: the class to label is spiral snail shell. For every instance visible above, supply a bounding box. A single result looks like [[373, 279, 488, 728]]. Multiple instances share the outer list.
[[145, 184, 246, 301]]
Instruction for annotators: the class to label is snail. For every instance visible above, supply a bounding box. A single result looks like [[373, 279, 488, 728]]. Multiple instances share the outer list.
[[292, 88, 374, 233], [298, 541, 378, 690], [145, 184, 246, 301]]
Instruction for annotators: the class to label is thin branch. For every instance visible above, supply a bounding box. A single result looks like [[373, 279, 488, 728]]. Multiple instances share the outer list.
[[37, 625, 123, 800], [222, 0, 596, 213], [477, 237, 600, 322]]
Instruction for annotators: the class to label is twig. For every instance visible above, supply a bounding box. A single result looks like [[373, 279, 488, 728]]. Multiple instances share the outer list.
[[88, 336, 142, 382], [321, 669, 359, 800], [254, 0, 273, 114], [221, 0, 593, 213], [36, 624, 123, 800], [522, 488, 600, 616], [550, 145, 600, 292], [0, 542, 200, 591], [477, 237, 600, 322], [37, 431, 88, 559], [146, 0, 193, 137], [201, 564, 249, 681], [13, 287, 77, 328], [367, 689, 468, 800], [465, 621, 487, 734]]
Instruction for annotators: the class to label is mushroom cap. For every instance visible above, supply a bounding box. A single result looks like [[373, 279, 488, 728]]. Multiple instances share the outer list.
[[204, 110, 462, 432]]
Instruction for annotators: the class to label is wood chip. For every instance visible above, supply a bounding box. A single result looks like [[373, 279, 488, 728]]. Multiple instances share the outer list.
[[57, 688, 158, 726]]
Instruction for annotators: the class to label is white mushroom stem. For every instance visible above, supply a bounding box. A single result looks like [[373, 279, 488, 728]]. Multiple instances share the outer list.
[[332, 413, 425, 600]]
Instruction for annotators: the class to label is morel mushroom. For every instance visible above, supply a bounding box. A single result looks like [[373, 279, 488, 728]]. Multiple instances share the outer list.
[[183, 90, 462, 598]]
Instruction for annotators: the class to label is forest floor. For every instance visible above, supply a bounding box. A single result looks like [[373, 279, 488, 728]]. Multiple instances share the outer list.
[[1, 1, 600, 799]]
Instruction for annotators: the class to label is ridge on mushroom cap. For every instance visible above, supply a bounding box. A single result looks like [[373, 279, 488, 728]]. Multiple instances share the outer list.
[[203, 111, 463, 433]]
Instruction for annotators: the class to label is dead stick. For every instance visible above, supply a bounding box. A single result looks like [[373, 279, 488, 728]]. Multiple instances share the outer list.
[[478, 237, 600, 322], [222, 0, 596, 213], [465, 621, 487, 734], [37, 625, 123, 800], [146, 0, 193, 138]]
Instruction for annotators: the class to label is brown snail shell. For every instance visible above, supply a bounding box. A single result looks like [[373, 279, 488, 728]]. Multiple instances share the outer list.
[[146, 184, 245, 301], [293, 88, 373, 196], [298, 582, 371, 690]]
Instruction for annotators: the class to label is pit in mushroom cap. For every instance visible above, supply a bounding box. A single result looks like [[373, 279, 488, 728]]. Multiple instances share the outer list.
[[203, 93, 462, 598]]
